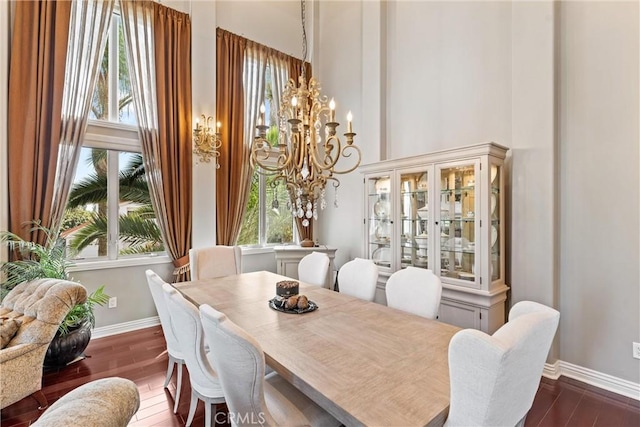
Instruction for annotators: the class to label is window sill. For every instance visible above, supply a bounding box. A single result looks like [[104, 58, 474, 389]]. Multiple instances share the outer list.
[[68, 255, 172, 272], [240, 246, 277, 256]]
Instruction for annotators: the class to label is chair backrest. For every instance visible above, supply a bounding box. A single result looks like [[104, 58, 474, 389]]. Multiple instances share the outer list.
[[385, 267, 442, 319], [145, 270, 181, 357], [32, 377, 140, 427], [337, 258, 378, 301], [0, 278, 87, 348], [445, 301, 560, 427], [199, 304, 278, 427], [297, 252, 330, 287], [189, 246, 242, 280], [162, 284, 223, 397]]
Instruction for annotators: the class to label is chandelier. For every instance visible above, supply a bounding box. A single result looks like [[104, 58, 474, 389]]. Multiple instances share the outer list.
[[249, 0, 361, 236], [193, 114, 222, 167]]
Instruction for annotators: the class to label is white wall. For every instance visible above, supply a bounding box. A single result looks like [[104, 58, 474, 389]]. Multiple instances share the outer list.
[[386, 1, 512, 157], [559, 0, 639, 383], [315, 0, 638, 384]]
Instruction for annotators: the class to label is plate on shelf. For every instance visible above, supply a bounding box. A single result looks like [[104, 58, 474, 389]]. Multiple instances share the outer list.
[[373, 200, 390, 219], [491, 194, 497, 215], [458, 272, 475, 281], [491, 225, 498, 247], [372, 247, 391, 266]]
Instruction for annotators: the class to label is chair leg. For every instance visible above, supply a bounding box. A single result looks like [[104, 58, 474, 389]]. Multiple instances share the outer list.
[[31, 390, 48, 410], [205, 401, 212, 427], [186, 392, 198, 427], [173, 361, 183, 413], [164, 356, 176, 388]]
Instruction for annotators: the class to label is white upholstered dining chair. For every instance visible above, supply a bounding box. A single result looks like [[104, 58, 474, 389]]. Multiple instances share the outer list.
[[199, 304, 341, 427], [337, 258, 378, 301], [385, 267, 442, 319], [189, 246, 242, 281], [444, 301, 560, 427], [297, 251, 330, 287], [145, 270, 185, 413], [162, 284, 225, 427]]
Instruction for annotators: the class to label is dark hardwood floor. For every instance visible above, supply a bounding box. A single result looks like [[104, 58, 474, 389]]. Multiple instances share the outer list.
[[1, 326, 638, 426]]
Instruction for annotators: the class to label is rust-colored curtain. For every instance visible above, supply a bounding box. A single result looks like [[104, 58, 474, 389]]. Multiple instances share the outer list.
[[7, 0, 71, 244], [121, 1, 192, 282], [216, 29, 248, 245], [152, 3, 192, 282]]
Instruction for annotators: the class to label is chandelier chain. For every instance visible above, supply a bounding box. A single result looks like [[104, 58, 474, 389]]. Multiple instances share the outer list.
[[300, 0, 307, 75]]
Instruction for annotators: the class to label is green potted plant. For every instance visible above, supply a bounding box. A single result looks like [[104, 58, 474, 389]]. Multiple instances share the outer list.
[[0, 222, 109, 367]]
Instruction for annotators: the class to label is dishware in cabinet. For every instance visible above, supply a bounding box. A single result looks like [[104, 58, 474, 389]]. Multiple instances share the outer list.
[[399, 168, 430, 270], [436, 161, 480, 288], [365, 174, 393, 270]]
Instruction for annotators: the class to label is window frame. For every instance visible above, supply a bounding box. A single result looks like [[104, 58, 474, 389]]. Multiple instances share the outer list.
[[240, 146, 298, 249], [66, 9, 167, 268]]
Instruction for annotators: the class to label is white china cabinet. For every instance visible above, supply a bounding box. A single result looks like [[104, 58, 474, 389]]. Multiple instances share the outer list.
[[360, 142, 509, 333]]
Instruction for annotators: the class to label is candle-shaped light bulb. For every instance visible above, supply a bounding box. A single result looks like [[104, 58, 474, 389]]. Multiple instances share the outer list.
[[291, 97, 298, 118], [216, 121, 221, 130], [329, 98, 336, 122], [259, 103, 266, 125], [347, 111, 353, 133], [195, 118, 200, 130], [257, 117, 262, 126]]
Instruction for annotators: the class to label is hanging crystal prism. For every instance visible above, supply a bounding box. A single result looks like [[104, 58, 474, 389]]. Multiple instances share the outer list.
[[334, 186, 339, 208]]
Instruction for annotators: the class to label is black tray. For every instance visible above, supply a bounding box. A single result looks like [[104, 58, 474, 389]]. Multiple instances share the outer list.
[[268, 297, 318, 314]]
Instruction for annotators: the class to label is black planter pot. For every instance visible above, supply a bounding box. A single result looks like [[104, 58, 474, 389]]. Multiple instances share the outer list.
[[44, 320, 92, 368]]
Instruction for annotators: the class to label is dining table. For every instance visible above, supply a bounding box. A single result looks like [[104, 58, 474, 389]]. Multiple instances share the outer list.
[[174, 270, 461, 427]]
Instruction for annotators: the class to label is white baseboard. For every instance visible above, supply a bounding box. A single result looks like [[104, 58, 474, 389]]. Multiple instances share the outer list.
[[543, 360, 640, 401], [91, 316, 160, 339]]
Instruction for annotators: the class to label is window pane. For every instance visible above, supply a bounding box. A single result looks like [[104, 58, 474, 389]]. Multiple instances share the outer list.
[[89, 39, 109, 120], [61, 147, 163, 260], [117, 152, 163, 255], [237, 172, 260, 246], [62, 147, 109, 259], [116, 15, 136, 125], [88, 13, 136, 124], [266, 180, 293, 244]]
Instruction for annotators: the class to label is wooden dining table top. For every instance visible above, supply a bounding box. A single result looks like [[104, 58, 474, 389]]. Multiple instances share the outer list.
[[174, 270, 460, 427]]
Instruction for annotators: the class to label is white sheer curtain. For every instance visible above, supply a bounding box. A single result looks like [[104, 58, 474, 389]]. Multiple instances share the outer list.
[[244, 42, 268, 153], [50, 0, 115, 232], [268, 54, 290, 128], [119, 1, 168, 248]]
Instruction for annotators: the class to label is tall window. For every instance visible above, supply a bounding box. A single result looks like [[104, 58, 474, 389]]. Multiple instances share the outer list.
[[61, 12, 163, 261], [237, 65, 295, 247]]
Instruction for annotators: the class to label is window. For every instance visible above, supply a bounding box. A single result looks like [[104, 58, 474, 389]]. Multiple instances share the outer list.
[[60, 12, 164, 261], [237, 65, 295, 247]]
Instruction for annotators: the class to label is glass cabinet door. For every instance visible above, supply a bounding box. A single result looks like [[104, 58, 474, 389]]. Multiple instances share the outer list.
[[399, 169, 429, 270], [490, 163, 501, 283], [366, 175, 392, 269], [437, 162, 478, 286]]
